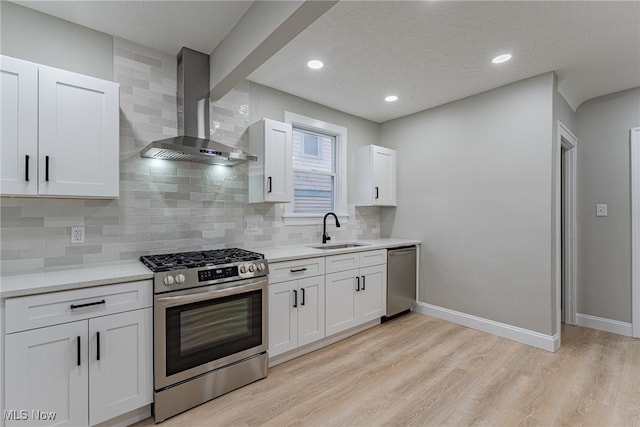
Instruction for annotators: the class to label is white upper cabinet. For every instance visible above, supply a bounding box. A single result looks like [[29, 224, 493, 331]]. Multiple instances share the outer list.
[[0, 55, 120, 198], [249, 118, 293, 203], [354, 144, 397, 206], [0, 56, 38, 195]]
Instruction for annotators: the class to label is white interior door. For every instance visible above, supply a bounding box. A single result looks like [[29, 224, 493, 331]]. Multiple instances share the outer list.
[[631, 127, 640, 338]]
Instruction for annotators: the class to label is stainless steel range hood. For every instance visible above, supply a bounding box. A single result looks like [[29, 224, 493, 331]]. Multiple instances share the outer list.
[[141, 48, 256, 166]]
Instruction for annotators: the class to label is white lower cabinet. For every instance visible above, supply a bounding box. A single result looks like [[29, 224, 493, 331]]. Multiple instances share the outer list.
[[88, 309, 152, 425], [5, 321, 89, 426], [269, 276, 325, 357], [325, 264, 386, 335], [3, 281, 152, 426]]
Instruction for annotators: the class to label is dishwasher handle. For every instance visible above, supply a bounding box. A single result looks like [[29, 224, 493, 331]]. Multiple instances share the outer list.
[[388, 246, 416, 256]]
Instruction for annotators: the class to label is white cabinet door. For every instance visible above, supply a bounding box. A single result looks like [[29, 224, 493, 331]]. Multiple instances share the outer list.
[[4, 322, 89, 427], [0, 55, 38, 196], [249, 119, 292, 203], [38, 65, 119, 198], [297, 276, 325, 347], [325, 270, 358, 335], [357, 265, 386, 322], [354, 145, 397, 207], [371, 146, 397, 206], [88, 308, 152, 426], [263, 119, 293, 203], [268, 280, 298, 357]]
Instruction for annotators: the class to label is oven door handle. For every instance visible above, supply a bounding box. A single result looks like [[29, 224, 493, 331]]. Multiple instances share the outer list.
[[155, 279, 266, 308]]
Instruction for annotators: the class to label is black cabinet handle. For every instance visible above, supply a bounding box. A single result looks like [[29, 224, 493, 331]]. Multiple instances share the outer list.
[[375, 186, 379, 199], [362, 275, 366, 290], [77, 336, 81, 366], [70, 299, 106, 310], [301, 288, 306, 306], [290, 267, 307, 273], [356, 276, 360, 292], [293, 290, 298, 308], [268, 176, 272, 193], [25, 155, 30, 182], [96, 331, 101, 361], [45, 156, 50, 181]]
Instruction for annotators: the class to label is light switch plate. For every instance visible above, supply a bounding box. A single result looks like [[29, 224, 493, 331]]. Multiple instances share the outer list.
[[596, 204, 608, 217], [71, 226, 85, 244]]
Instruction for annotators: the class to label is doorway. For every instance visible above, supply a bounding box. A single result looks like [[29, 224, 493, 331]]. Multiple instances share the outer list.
[[631, 127, 640, 338], [556, 121, 577, 335]]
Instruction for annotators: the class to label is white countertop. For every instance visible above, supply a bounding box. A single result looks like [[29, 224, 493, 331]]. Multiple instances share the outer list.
[[0, 260, 153, 299], [0, 238, 420, 298], [255, 238, 421, 263]]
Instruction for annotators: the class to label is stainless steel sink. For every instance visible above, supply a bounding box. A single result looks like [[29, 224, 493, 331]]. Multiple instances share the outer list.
[[308, 242, 370, 250]]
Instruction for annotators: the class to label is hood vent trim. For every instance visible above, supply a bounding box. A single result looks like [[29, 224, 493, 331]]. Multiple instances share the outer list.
[[140, 47, 256, 167]]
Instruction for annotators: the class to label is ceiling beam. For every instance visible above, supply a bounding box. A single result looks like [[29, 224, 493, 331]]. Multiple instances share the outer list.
[[209, 0, 337, 101]]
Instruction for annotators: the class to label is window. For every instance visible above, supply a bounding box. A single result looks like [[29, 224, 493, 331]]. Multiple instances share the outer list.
[[284, 112, 347, 225]]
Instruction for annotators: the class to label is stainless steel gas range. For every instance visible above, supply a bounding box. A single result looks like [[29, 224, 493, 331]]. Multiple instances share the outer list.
[[140, 248, 269, 422]]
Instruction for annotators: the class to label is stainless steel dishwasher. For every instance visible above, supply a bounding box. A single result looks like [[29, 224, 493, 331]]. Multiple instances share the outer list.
[[385, 246, 417, 319]]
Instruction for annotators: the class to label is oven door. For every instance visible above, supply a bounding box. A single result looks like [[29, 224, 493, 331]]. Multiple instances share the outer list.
[[154, 276, 268, 390]]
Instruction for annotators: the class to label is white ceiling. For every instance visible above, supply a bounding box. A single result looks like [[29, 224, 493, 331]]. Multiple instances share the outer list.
[[11, 0, 252, 56], [13, 1, 640, 123]]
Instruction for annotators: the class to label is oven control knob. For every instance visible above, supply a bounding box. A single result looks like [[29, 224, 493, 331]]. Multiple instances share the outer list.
[[163, 275, 175, 286], [248, 264, 255, 273], [257, 263, 265, 272], [239, 265, 247, 274], [175, 274, 186, 284]]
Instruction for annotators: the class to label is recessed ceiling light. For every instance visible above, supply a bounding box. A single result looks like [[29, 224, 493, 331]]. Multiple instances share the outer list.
[[307, 59, 324, 70], [492, 54, 512, 64], [385, 95, 398, 102]]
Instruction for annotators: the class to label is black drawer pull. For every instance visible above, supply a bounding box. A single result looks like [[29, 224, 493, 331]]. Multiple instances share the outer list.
[[45, 156, 50, 181], [268, 177, 272, 193], [375, 186, 379, 199], [77, 336, 81, 366], [290, 268, 307, 273], [25, 155, 30, 181], [356, 276, 360, 292], [293, 290, 298, 308], [96, 331, 101, 361], [362, 275, 366, 290], [70, 299, 106, 310], [301, 288, 306, 306]]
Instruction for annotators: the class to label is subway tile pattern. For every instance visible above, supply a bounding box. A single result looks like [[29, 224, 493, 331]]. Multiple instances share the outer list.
[[0, 38, 380, 275]]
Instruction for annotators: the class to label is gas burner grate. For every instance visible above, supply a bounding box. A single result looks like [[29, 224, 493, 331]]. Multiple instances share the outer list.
[[140, 248, 264, 272]]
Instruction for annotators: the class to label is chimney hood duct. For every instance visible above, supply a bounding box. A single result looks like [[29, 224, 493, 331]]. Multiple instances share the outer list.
[[140, 48, 257, 166]]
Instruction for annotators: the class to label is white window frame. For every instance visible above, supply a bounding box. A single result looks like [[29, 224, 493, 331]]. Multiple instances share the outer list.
[[283, 111, 348, 226]]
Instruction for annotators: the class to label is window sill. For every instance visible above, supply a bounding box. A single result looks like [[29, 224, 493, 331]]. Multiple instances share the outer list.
[[282, 213, 349, 226]]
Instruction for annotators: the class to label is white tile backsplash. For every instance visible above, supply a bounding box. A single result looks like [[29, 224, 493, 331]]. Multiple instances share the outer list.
[[0, 38, 380, 274]]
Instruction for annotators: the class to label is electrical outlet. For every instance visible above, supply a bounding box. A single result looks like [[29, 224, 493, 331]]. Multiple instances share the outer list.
[[245, 216, 262, 232], [596, 204, 608, 217], [71, 226, 85, 244]]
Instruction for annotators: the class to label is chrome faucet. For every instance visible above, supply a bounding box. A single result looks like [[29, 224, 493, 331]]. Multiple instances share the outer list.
[[322, 212, 341, 244]]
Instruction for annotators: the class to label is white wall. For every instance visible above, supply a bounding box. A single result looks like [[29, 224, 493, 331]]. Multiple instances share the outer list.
[[0, 1, 113, 80], [576, 87, 640, 323], [380, 73, 556, 336]]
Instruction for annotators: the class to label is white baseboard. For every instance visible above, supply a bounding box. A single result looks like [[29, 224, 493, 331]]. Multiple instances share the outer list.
[[414, 302, 559, 352], [576, 313, 632, 337]]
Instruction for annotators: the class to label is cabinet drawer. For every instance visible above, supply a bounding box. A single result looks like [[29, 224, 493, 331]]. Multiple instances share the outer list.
[[269, 258, 325, 284], [5, 280, 152, 334], [325, 252, 359, 274], [359, 249, 387, 267]]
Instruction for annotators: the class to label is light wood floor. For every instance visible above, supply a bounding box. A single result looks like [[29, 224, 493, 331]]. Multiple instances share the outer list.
[[135, 313, 640, 426]]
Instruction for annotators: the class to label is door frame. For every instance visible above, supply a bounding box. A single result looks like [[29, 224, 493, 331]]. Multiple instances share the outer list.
[[631, 127, 640, 338], [555, 121, 578, 335]]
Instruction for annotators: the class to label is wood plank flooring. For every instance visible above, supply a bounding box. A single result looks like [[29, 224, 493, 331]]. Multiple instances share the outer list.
[[135, 313, 640, 426]]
